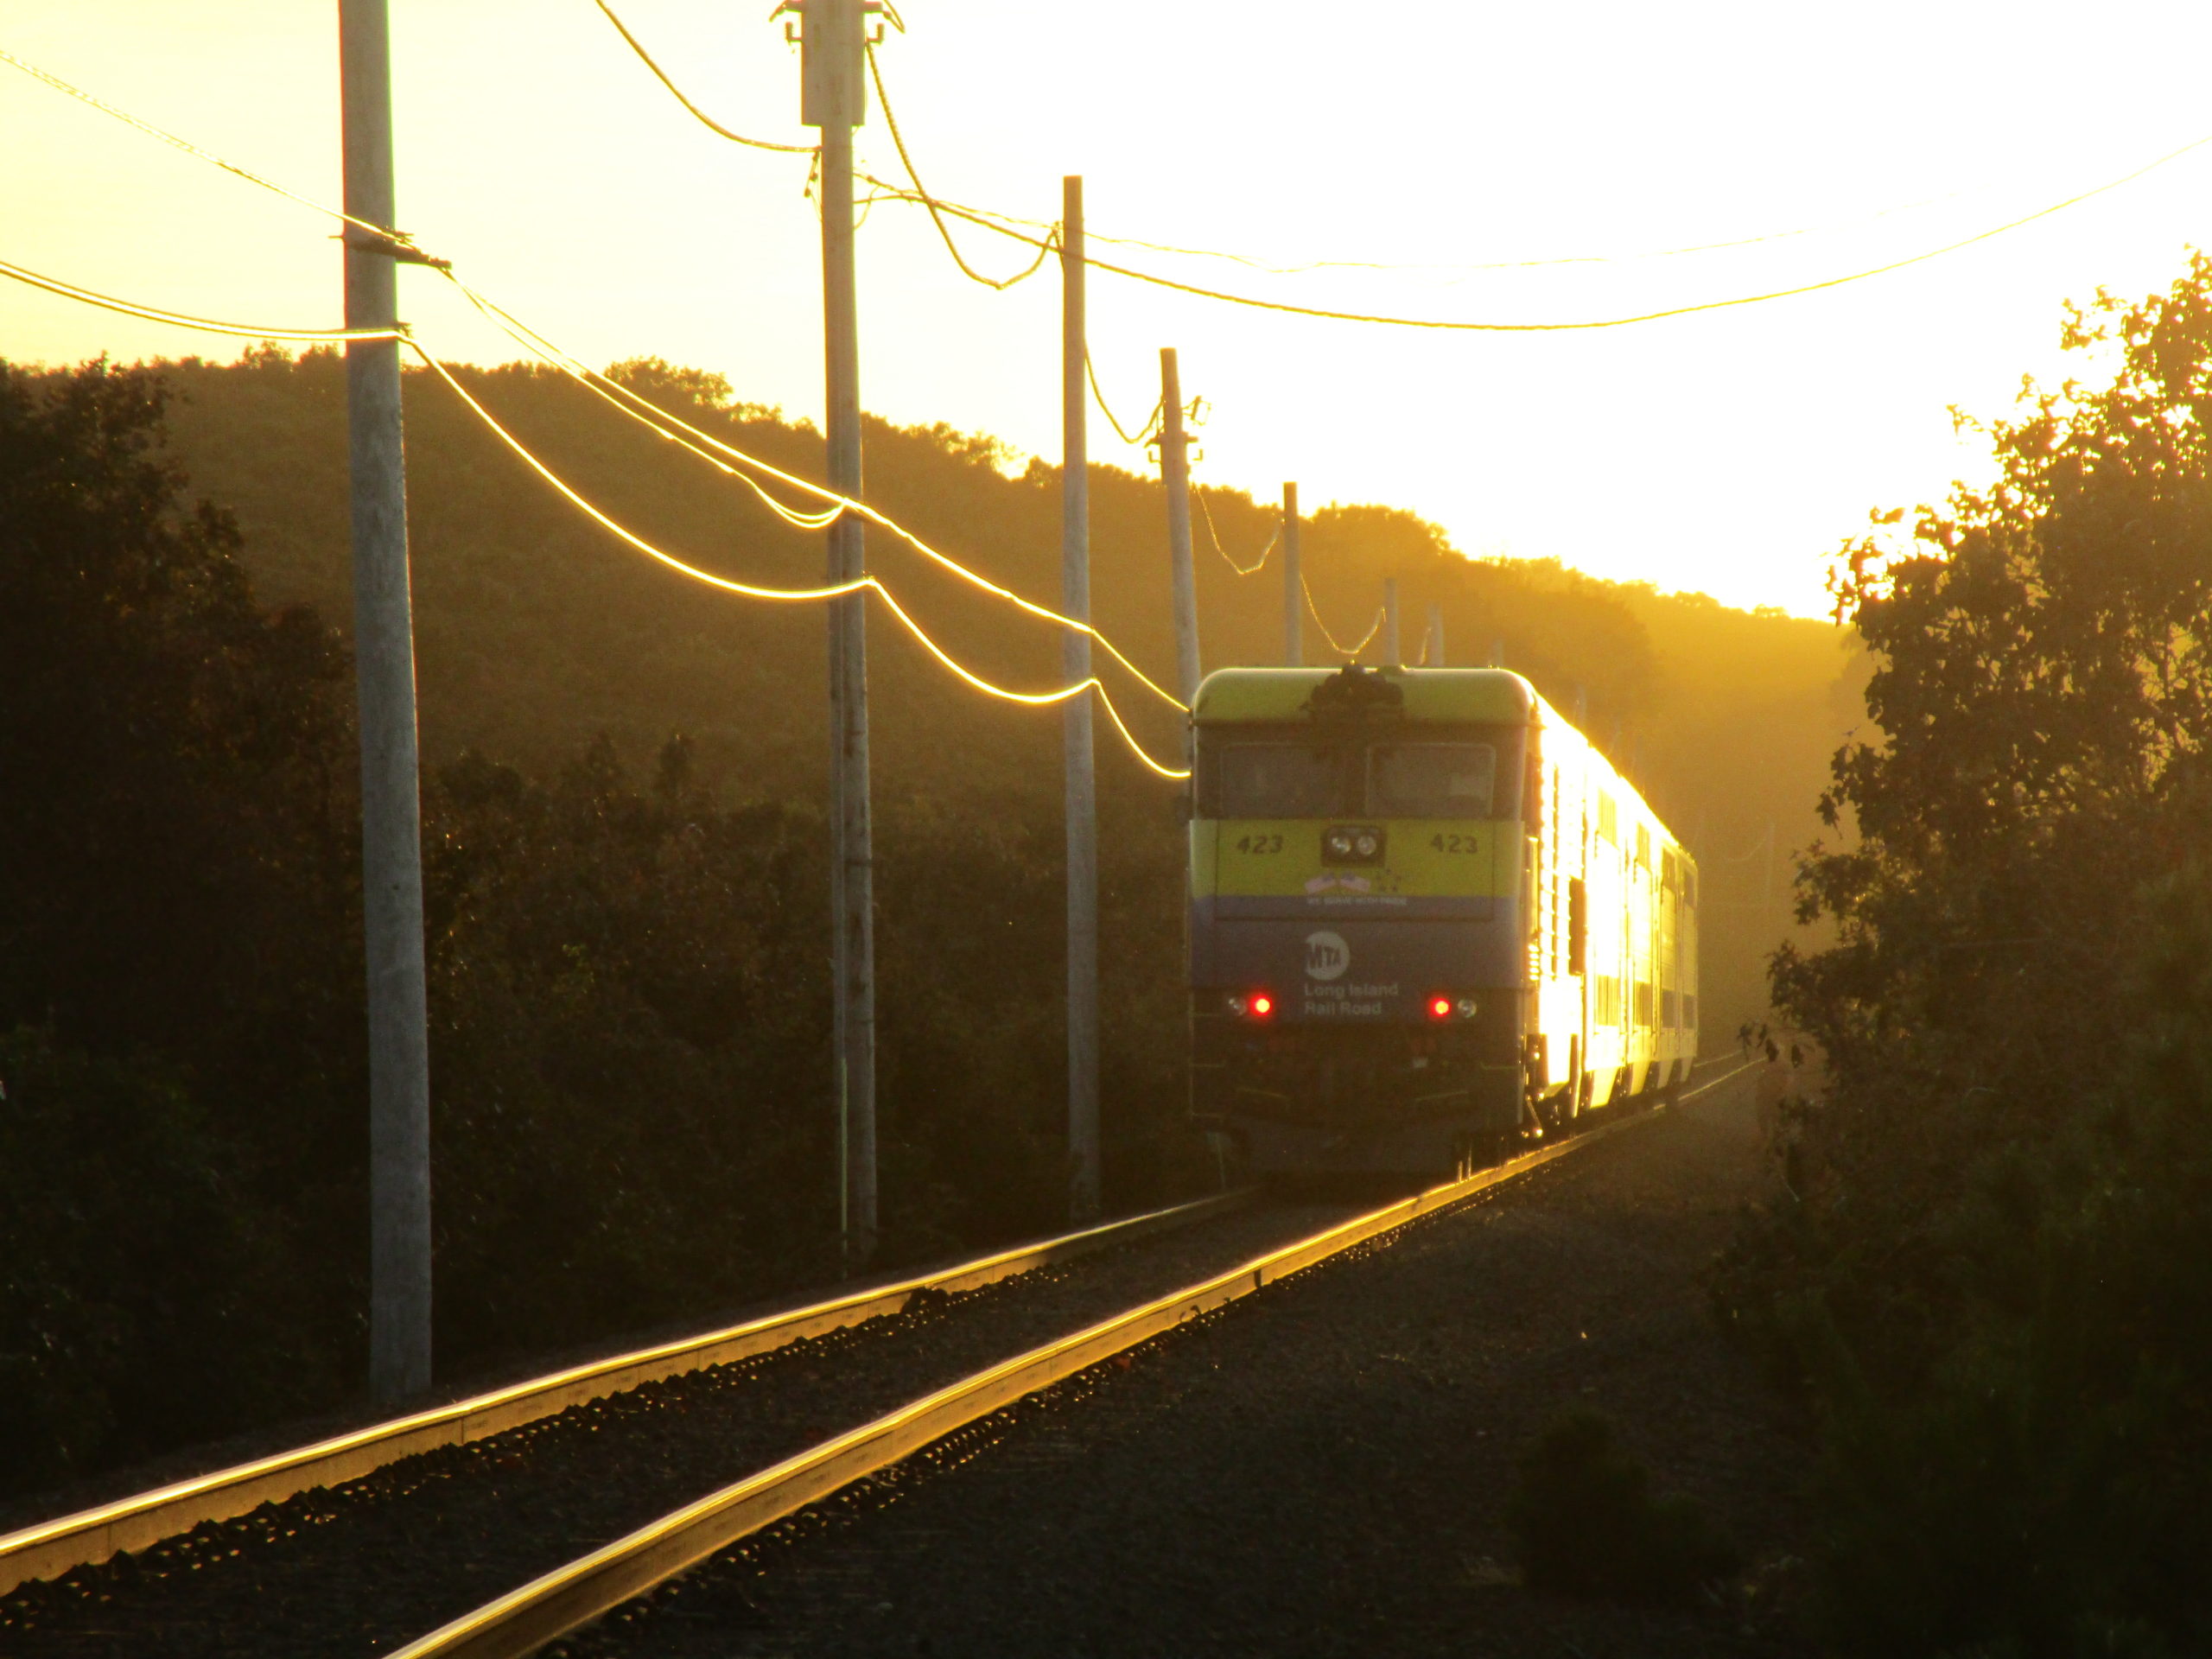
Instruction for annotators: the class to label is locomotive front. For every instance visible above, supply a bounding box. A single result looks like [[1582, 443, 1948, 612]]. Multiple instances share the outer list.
[[1187, 664, 1538, 1177]]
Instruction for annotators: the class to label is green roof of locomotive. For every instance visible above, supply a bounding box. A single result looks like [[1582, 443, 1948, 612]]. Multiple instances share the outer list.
[[1190, 666, 1539, 726]]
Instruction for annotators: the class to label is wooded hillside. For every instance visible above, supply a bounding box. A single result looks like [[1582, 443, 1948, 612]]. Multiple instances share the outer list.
[[158, 346, 1850, 1042]]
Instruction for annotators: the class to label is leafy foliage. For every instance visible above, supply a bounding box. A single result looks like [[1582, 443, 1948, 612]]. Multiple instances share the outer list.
[[0, 360, 363, 1483], [1717, 252, 2212, 1653]]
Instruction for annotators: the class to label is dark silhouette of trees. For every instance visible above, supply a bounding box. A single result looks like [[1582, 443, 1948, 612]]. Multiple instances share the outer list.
[[0, 359, 364, 1484], [1722, 253, 2212, 1656]]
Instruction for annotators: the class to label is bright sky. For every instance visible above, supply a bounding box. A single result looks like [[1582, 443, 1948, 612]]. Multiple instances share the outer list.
[[4, 0, 2210, 619]]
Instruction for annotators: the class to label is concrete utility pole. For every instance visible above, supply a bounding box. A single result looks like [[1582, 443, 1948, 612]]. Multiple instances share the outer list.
[[340, 0, 431, 1406], [1158, 348, 1200, 712], [1427, 601, 1446, 666], [1762, 818, 1777, 941], [1063, 177, 1100, 1223], [1281, 482, 1302, 666], [1382, 578, 1402, 664], [789, 0, 879, 1266]]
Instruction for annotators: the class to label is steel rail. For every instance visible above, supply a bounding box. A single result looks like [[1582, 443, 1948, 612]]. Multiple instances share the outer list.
[[0, 1188, 1253, 1596], [391, 1058, 1757, 1659]]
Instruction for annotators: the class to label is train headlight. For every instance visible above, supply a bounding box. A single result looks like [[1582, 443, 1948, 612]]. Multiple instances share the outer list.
[[1456, 997, 1478, 1019], [1321, 823, 1386, 866]]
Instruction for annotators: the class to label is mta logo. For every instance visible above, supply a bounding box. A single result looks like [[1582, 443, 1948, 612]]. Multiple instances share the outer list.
[[1304, 930, 1351, 982]]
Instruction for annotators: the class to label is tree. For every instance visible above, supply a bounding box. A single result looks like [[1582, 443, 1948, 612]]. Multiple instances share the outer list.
[[0, 359, 365, 1479], [1723, 253, 2212, 1656]]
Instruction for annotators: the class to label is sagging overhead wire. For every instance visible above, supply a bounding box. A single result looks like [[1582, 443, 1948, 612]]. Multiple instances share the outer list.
[[0, 250, 1189, 779], [863, 42, 1054, 289], [0, 46, 431, 258], [856, 126, 2212, 331], [1302, 572, 1384, 660], [0, 256, 404, 343], [1084, 348, 1161, 448], [448, 278, 849, 532], [408, 346, 1189, 779], [590, 0, 817, 155], [1195, 491, 1277, 576], [412, 348, 866, 602], [442, 272, 1187, 715], [842, 177, 1991, 276]]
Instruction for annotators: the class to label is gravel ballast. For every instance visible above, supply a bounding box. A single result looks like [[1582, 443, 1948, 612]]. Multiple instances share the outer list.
[[0, 1197, 1365, 1657], [557, 1067, 1814, 1659]]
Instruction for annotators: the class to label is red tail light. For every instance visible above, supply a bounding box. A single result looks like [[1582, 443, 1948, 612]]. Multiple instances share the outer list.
[[1427, 995, 1453, 1020], [1249, 992, 1274, 1017]]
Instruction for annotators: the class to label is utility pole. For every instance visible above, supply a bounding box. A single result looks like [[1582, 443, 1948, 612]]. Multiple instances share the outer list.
[[1382, 578, 1402, 664], [788, 0, 878, 1266], [1158, 348, 1200, 712], [1063, 177, 1100, 1223], [1427, 601, 1446, 667], [1762, 818, 1777, 941], [341, 0, 431, 1406], [1281, 482, 1302, 666]]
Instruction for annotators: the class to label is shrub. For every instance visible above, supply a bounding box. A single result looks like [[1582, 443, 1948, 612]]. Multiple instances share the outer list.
[[1505, 1408, 1739, 1605]]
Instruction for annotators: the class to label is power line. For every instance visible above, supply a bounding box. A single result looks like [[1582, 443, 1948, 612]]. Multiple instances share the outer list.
[[0, 46, 430, 257], [864, 42, 1054, 290], [413, 348, 1189, 779], [589, 0, 817, 155], [1084, 347, 1161, 448], [849, 177, 1989, 276], [0, 44, 1184, 725], [1194, 491, 1277, 575], [0, 255, 404, 342], [858, 127, 2212, 332], [445, 273, 1189, 715], [19, 38, 2208, 339], [0, 46, 1185, 722], [0, 251, 1188, 779], [414, 348, 868, 604], [1301, 572, 1384, 659]]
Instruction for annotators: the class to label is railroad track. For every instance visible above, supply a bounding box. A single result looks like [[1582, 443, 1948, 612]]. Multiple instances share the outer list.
[[397, 1058, 1752, 1659], [3, 1057, 1751, 1658], [0, 1187, 1251, 1598]]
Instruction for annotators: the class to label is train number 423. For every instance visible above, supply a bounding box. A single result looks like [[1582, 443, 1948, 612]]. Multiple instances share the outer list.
[[1235, 833, 1285, 854], [1429, 833, 1479, 854]]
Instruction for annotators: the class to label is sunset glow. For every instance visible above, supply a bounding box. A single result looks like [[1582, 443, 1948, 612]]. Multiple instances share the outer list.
[[4, 0, 2209, 616]]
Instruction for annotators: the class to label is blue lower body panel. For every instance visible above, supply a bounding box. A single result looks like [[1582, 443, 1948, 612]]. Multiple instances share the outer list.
[[1191, 898, 1530, 1176]]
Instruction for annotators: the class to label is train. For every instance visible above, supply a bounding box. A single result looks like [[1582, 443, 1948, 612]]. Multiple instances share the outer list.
[[1186, 664, 1699, 1179]]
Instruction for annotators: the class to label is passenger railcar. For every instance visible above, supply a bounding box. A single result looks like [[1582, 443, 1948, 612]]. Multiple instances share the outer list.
[[1187, 664, 1698, 1177]]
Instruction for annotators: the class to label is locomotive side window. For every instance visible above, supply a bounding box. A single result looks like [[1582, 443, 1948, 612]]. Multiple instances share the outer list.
[[1367, 743, 1497, 819], [1206, 742, 1346, 818]]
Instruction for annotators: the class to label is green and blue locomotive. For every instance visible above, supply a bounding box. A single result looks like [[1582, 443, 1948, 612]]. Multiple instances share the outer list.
[[1187, 664, 1698, 1178]]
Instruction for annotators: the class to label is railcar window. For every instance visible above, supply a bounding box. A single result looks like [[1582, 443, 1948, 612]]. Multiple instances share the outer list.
[[1209, 743, 1345, 817], [1367, 743, 1497, 818]]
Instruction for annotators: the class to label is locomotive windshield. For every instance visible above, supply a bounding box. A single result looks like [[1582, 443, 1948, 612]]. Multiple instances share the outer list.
[[1198, 725, 1521, 818], [1368, 743, 1497, 818], [1211, 743, 1343, 817]]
